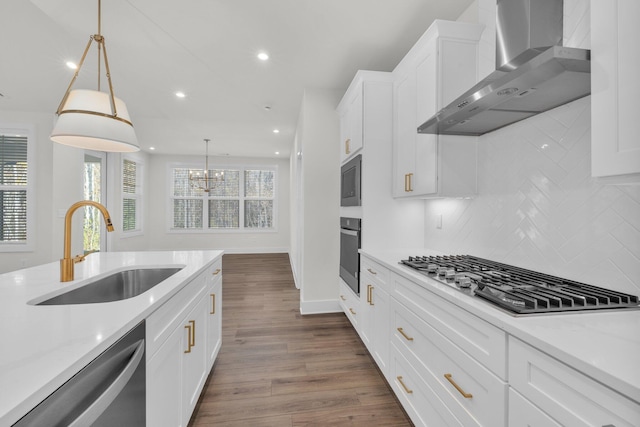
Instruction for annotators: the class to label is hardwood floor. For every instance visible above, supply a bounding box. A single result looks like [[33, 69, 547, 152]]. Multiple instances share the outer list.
[[187, 253, 413, 426]]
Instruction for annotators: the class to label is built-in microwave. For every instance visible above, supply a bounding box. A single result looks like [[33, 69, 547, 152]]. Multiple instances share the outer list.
[[340, 154, 361, 207]]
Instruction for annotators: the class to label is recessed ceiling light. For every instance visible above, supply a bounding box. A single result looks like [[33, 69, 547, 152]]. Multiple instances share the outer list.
[[66, 61, 77, 69], [257, 52, 269, 61], [149, 146, 156, 150], [273, 129, 280, 134], [175, 91, 186, 98], [275, 151, 280, 155]]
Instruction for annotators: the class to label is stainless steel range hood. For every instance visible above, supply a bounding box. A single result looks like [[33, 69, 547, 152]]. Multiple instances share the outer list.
[[418, 0, 591, 136]]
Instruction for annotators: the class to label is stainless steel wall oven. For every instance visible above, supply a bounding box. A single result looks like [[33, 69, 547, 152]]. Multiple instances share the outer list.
[[340, 217, 361, 296]]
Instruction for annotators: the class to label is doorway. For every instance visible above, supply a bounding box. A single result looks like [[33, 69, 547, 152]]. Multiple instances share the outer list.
[[83, 151, 107, 253]]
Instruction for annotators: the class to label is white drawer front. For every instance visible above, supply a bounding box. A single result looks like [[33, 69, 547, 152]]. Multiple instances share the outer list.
[[393, 299, 507, 427], [207, 258, 222, 286], [509, 337, 640, 427], [392, 272, 507, 379], [361, 256, 389, 286], [339, 280, 359, 328], [390, 343, 460, 427], [147, 273, 207, 358], [508, 388, 561, 427]]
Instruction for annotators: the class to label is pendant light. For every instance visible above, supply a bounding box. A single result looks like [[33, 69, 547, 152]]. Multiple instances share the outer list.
[[50, 0, 139, 152], [189, 139, 224, 192]]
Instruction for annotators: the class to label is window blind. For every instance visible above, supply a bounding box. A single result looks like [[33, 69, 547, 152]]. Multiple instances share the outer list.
[[0, 135, 28, 242]]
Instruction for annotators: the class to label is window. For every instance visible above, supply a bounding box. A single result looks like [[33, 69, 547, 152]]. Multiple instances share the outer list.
[[170, 165, 276, 231], [122, 157, 143, 234], [0, 127, 34, 251]]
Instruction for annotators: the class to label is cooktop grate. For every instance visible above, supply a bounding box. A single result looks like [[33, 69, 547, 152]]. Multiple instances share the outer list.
[[400, 255, 640, 314]]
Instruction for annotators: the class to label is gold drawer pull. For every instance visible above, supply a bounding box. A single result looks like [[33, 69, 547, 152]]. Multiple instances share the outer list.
[[340, 295, 347, 301], [367, 268, 377, 275], [345, 138, 351, 154], [444, 373, 472, 399], [397, 376, 413, 394], [210, 293, 216, 314], [397, 327, 414, 341], [349, 308, 356, 315], [212, 268, 221, 275]]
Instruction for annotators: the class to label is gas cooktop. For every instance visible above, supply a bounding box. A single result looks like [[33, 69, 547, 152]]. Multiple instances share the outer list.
[[400, 255, 640, 315]]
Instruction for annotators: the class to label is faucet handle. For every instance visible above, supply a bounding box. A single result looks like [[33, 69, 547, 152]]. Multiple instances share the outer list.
[[73, 250, 97, 264]]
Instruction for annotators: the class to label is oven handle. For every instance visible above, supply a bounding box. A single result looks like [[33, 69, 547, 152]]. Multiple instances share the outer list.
[[340, 228, 359, 237]]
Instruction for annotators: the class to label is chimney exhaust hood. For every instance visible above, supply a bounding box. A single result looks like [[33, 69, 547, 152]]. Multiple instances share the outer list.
[[418, 0, 590, 136]]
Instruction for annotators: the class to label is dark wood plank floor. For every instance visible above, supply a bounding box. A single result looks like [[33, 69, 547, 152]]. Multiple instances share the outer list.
[[188, 253, 413, 427]]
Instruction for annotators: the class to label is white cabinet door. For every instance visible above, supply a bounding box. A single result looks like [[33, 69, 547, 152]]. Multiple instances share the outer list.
[[147, 324, 184, 427], [182, 295, 209, 425], [392, 21, 481, 198], [206, 277, 222, 369], [591, 0, 640, 178], [508, 388, 561, 427], [370, 283, 390, 377], [339, 85, 364, 163]]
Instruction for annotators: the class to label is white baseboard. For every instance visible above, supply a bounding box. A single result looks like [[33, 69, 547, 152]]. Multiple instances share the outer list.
[[221, 247, 289, 254], [288, 254, 300, 289], [300, 298, 341, 315]]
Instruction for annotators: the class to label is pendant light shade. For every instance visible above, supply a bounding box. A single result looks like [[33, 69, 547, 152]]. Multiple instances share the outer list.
[[51, 89, 139, 152], [50, 0, 139, 152]]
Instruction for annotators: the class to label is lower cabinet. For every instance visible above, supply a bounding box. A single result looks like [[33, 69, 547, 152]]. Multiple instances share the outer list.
[[359, 257, 391, 379], [338, 280, 359, 329], [147, 258, 222, 427], [509, 337, 640, 427], [206, 269, 222, 369]]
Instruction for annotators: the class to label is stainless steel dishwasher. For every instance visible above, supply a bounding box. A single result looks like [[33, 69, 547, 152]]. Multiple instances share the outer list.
[[13, 320, 146, 426]]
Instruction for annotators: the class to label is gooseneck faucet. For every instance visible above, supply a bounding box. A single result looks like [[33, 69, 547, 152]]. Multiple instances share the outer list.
[[60, 200, 114, 282]]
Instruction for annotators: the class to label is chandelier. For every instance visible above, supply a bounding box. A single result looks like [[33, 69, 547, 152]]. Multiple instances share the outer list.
[[50, 0, 139, 152], [189, 139, 224, 192]]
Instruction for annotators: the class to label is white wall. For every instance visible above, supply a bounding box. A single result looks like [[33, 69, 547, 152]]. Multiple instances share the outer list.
[[424, 0, 640, 295], [137, 153, 291, 253], [0, 111, 85, 273], [293, 88, 342, 314]]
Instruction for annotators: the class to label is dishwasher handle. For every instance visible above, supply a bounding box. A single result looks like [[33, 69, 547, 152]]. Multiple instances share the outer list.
[[68, 338, 145, 427]]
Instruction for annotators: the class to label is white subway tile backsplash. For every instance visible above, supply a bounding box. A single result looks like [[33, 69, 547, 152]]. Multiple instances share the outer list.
[[424, 94, 640, 295]]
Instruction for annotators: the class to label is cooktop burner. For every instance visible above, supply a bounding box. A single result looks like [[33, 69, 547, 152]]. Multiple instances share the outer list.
[[400, 255, 640, 315]]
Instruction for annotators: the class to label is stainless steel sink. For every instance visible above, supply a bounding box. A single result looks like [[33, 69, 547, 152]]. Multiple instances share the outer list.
[[37, 267, 183, 305]]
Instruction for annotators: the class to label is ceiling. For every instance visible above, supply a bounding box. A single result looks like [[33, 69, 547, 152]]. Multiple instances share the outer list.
[[0, 0, 474, 158]]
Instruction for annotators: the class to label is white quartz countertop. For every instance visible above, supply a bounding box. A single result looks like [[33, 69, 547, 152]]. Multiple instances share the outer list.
[[0, 250, 223, 426], [361, 248, 640, 404]]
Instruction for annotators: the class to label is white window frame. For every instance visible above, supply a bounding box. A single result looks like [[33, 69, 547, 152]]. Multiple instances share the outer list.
[[167, 162, 278, 233], [0, 125, 35, 252], [121, 154, 143, 237]]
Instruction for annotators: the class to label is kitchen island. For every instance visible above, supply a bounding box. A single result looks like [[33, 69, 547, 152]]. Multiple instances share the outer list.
[[0, 250, 222, 426]]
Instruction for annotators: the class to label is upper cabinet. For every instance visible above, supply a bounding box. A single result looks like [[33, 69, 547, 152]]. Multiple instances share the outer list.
[[591, 0, 640, 178], [337, 79, 364, 164], [392, 21, 484, 198]]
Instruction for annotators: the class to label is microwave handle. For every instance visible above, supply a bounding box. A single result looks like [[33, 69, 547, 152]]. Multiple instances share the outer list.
[[340, 228, 359, 237]]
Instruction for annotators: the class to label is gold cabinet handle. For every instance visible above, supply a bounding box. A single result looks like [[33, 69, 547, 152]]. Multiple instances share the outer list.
[[404, 173, 414, 192], [444, 373, 473, 398], [367, 268, 377, 275], [184, 321, 195, 354], [367, 284, 374, 306], [345, 138, 351, 154], [210, 293, 216, 315], [397, 376, 413, 394], [397, 327, 414, 341], [349, 308, 356, 315], [212, 268, 221, 275], [340, 295, 347, 301]]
